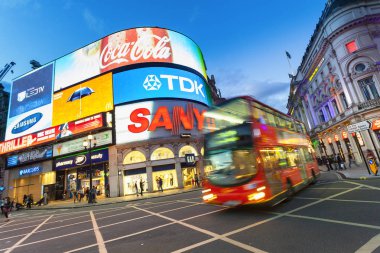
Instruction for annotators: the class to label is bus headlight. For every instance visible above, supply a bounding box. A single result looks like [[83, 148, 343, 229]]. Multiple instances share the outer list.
[[248, 192, 266, 201], [203, 193, 216, 201]]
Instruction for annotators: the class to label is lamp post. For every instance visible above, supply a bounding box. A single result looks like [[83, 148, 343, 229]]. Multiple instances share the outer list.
[[83, 134, 97, 203]]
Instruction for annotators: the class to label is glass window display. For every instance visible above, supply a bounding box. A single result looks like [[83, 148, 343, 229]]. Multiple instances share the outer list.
[[151, 147, 174, 160], [152, 170, 177, 191], [123, 151, 146, 164], [123, 173, 148, 195]]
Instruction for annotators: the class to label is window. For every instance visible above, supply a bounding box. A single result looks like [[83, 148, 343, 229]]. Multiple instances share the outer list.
[[324, 105, 331, 119], [358, 76, 380, 101], [123, 151, 146, 164], [179, 145, 198, 157], [151, 147, 174, 160], [346, 40, 357, 53], [340, 93, 348, 109], [331, 99, 340, 115], [355, 63, 366, 72], [318, 110, 325, 123]]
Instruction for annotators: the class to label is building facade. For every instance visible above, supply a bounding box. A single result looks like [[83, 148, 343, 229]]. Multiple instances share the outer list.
[[287, 0, 380, 170], [0, 27, 222, 201]]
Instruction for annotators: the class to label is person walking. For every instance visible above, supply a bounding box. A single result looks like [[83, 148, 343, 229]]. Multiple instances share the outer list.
[[158, 177, 164, 192], [337, 155, 347, 170], [2, 197, 11, 222], [26, 194, 32, 209], [23, 194, 27, 206], [134, 181, 139, 197], [43, 192, 48, 205], [194, 173, 200, 187], [348, 153, 354, 168], [139, 179, 144, 196], [325, 156, 332, 171]]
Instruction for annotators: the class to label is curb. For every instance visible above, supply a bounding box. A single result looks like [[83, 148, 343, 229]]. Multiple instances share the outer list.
[[23, 188, 201, 211]]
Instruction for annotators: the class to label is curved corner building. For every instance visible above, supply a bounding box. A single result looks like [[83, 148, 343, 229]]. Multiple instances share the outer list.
[[1, 27, 222, 200], [287, 0, 380, 169]]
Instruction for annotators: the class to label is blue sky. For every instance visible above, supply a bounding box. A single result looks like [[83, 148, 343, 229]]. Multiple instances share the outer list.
[[0, 0, 326, 112]]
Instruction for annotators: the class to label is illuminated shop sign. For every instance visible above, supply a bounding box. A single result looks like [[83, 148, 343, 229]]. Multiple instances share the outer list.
[[52, 73, 113, 126], [7, 146, 53, 168], [342, 131, 348, 139], [115, 100, 208, 144], [0, 113, 104, 155], [327, 137, 332, 144], [54, 148, 109, 170], [53, 130, 112, 157], [372, 119, 380, 131], [334, 134, 339, 142], [54, 27, 207, 92], [6, 63, 54, 140], [19, 165, 42, 177], [308, 58, 324, 82], [113, 67, 212, 106]]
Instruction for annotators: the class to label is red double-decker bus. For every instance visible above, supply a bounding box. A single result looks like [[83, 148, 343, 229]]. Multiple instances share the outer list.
[[202, 96, 320, 206]]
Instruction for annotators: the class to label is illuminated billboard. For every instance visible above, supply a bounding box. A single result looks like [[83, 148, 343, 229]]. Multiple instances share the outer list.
[[0, 113, 104, 155], [7, 146, 53, 168], [113, 67, 212, 106], [53, 130, 112, 157], [52, 73, 113, 126], [6, 64, 54, 140], [115, 100, 208, 144], [54, 27, 207, 91]]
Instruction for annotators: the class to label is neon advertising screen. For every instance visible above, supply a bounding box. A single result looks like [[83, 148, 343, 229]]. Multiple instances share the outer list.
[[54, 27, 207, 92], [115, 100, 208, 144], [6, 63, 54, 140], [113, 67, 212, 106]]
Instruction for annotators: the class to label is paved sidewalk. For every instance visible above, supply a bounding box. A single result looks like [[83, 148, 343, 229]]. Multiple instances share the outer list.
[[319, 163, 379, 180], [28, 187, 202, 210]]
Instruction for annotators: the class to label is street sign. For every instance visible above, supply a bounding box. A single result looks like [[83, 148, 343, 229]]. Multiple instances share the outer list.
[[185, 154, 196, 166], [347, 121, 371, 133]]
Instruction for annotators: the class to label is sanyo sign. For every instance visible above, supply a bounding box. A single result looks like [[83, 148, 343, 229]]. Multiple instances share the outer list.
[[113, 67, 212, 106]]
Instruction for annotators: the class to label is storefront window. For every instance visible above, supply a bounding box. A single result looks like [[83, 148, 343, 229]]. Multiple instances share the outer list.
[[179, 145, 198, 157], [152, 170, 177, 190], [123, 173, 147, 195], [151, 147, 174, 160], [123, 151, 146, 164]]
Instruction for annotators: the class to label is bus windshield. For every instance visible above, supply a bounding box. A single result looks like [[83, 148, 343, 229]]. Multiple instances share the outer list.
[[204, 122, 257, 186]]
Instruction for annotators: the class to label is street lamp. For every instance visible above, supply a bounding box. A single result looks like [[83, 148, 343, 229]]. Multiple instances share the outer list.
[[83, 134, 97, 203]]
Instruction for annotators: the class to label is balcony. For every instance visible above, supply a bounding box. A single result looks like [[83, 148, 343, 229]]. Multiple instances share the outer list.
[[357, 97, 380, 111]]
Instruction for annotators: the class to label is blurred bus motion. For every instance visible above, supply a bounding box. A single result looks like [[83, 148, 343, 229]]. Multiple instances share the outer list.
[[202, 96, 320, 206]]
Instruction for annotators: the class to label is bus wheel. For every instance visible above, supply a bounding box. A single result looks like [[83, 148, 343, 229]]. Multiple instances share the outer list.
[[311, 170, 317, 184], [286, 179, 294, 200]]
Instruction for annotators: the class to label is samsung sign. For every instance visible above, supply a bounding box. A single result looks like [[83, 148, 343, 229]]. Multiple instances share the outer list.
[[7, 146, 53, 167], [19, 166, 42, 177], [54, 148, 109, 170], [113, 67, 212, 106]]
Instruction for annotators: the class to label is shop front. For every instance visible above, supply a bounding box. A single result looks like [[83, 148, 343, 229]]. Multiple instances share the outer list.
[[54, 148, 109, 200], [123, 168, 147, 195], [7, 160, 55, 203], [152, 164, 178, 191]]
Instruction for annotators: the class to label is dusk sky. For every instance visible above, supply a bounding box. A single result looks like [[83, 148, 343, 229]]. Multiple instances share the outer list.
[[0, 0, 326, 112]]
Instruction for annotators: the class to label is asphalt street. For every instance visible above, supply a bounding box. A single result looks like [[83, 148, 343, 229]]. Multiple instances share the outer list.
[[1, 172, 380, 253]]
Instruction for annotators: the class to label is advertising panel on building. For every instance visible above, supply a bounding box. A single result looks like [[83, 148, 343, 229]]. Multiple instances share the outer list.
[[53, 130, 112, 157], [115, 100, 207, 144], [6, 63, 54, 140], [113, 67, 212, 106], [52, 73, 113, 126], [54, 27, 207, 91], [7, 146, 53, 168], [54, 148, 109, 171], [0, 113, 105, 155]]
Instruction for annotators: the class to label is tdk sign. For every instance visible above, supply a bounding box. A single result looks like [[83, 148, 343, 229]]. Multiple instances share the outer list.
[[143, 74, 205, 97], [114, 67, 212, 106], [11, 112, 42, 134]]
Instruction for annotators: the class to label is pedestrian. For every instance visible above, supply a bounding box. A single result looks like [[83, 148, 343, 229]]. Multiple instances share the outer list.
[[92, 186, 97, 203], [135, 181, 139, 197], [326, 156, 332, 171], [23, 194, 27, 206], [348, 153, 354, 168], [194, 173, 199, 187], [73, 189, 78, 203], [26, 194, 33, 209], [43, 192, 48, 205], [139, 179, 144, 196], [0, 198, 3, 215], [85, 187, 89, 201], [337, 155, 347, 170], [158, 177, 163, 192], [105, 184, 110, 198], [2, 197, 11, 222]]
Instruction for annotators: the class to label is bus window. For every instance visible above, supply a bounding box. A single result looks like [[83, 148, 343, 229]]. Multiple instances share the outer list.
[[259, 147, 287, 169], [285, 147, 300, 167], [266, 112, 276, 127]]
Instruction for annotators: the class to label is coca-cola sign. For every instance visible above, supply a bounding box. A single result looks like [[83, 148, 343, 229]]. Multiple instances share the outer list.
[[54, 27, 207, 92]]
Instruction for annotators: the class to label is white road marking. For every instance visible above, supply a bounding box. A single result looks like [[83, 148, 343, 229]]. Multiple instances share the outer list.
[[295, 196, 380, 204], [4, 215, 53, 253], [134, 206, 268, 253], [355, 233, 380, 253], [90, 211, 107, 253], [344, 181, 380, 190], [0, 220, 13, 228]]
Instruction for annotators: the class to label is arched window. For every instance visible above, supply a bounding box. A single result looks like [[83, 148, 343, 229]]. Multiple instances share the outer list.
[[151, 147, 174, 160], [179, 145, 198, 157], [123, 151, 146, 165]]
